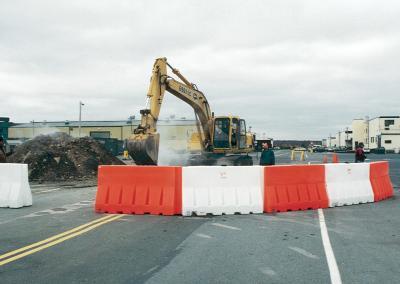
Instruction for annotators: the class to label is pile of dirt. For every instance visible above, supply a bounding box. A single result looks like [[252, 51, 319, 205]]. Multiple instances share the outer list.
[[8, 133, 124, 182]]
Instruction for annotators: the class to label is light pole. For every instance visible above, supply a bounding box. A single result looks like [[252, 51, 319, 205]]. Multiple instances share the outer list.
[[329, 133, 332, 148], [79, 101, 84, 137], [31, 120, 35, 138]]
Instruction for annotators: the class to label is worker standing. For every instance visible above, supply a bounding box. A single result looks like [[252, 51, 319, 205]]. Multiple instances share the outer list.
[[0, 137, 6, 163], [355, 143, 366, 163], [259, 142, 275, 166]]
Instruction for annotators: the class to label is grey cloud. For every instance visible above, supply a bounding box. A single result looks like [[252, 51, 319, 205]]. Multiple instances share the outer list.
[[1, 0, 400, 139]]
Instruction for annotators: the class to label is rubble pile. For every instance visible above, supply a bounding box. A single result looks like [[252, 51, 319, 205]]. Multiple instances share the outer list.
[[8, 133, 124, 181]]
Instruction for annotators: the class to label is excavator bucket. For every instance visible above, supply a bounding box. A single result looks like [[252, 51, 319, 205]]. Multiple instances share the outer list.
[[127, 133, 160, 165]]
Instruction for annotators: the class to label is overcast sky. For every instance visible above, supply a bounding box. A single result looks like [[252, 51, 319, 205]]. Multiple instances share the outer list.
[[1, 0, 399, 139]]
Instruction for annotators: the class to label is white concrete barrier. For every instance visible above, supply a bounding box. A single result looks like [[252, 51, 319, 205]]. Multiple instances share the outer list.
[[182, 166, 264, 216], [0, 163, 32, 208], [325, 163, 374, 207]]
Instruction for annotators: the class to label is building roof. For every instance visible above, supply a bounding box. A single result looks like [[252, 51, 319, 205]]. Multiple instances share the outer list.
[[369, 116, 400, 121], [10, 119, 197, 128]]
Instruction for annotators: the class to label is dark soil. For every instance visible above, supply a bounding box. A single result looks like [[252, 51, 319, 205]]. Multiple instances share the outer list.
[[8, 133, 124, 182]]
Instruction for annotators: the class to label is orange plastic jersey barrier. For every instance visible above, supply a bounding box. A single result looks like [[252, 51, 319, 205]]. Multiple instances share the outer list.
[[264, 165, 328, 213], [95, 166, 182, 215], [370, 161, 394, 201]]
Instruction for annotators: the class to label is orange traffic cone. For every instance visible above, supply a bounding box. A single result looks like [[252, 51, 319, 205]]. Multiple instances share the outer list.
[[323, 155, 328, 163], [332, 153, 339, 163]]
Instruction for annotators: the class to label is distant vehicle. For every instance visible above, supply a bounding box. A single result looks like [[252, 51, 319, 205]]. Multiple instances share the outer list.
[[273, 146, 280, 150], [311, 145, 326, 152], [334, 147, 351, 153], [370, 147, 385, 154], [293, 147, 307, 151]]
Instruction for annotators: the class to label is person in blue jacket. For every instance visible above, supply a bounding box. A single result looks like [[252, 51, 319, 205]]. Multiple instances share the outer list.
[[259, 142, 275, 166]]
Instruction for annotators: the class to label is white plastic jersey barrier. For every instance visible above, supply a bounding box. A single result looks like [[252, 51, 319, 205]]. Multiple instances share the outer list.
[[182, 166, 264, 216], [0, 163, 32, 208], [325, 163, 374, 207]]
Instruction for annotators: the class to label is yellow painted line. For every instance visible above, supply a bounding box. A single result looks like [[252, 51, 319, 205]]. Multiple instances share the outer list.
[[0, 214, 121, 264], [0, 214, 123, 266], [0, 214, 114, 261]]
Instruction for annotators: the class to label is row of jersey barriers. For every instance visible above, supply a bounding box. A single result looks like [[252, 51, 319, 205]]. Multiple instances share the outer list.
[[95, 161, 394, 216]]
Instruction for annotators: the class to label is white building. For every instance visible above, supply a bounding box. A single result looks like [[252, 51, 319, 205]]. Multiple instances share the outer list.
[[324, 129, 352, 149], [326, 136, 337, 148], [351, 116, 400, 151], [336, 129, 352, 148], [351, 118, 368, 150], [368, 116, 400, 150]]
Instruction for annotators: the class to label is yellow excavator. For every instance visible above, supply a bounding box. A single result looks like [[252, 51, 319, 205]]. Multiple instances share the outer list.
[[127, 57, 254, 166]]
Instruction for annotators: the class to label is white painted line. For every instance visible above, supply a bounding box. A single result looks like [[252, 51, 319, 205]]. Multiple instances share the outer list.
[[318, 209, 342, 284], [288, 246, 319, 259], [34, 188, 62, 194], [274, 153, 288, 157], [144, 265, 159, 275], [259, 267, 276, 276], [211, 223, 242, 231], [195, 233, 212, 239]]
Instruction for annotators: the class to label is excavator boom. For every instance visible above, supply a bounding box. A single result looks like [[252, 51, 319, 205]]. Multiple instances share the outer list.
[[128, 58, 212, 165]]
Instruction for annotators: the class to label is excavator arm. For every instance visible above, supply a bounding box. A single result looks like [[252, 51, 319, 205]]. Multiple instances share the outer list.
[[128, 57, 213, 165]]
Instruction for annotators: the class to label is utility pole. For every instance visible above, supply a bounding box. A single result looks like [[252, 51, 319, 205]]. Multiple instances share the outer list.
[[79, 101, 84, 138], [31, 120, 35, 138], [365, 116, 369, 149]]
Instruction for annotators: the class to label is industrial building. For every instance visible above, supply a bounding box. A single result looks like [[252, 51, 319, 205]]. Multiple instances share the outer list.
[[7, 119, 200, 153], [325, 116, 400, 152]]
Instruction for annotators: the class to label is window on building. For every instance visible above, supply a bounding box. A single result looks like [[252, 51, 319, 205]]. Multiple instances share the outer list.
[[384, 120, 395, 130], [371, 137, 374, 143], [384, 140, 392, 144], [90, 131, 111, 138], [384, 120, 395, 127]]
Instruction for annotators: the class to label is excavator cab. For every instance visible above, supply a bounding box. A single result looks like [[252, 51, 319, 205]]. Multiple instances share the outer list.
[[212, 116, 250, 151], [213, 118, 230, 148]]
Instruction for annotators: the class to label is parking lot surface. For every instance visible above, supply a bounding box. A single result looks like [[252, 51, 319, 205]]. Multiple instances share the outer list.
[[1, 152, 399, 283]]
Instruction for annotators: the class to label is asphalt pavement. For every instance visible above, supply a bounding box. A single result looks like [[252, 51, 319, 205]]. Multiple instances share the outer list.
[[0, 152, 399, 284]]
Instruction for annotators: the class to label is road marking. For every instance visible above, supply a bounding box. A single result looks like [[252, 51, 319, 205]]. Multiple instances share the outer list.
[[288, 246, 319, 259], [144, 265, 159, 275], [195, 233, 212, 239], [0, 214, 123, 266], [0, 200, 94, 225], [34, 188, 62, 194], [211, 223, 241, 231], [22, 200, 94, 218], [0, 214, 114, 261], [259, 267, 277, 276], [318, 209, 342, 284], [274, 153, 288, 157]]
